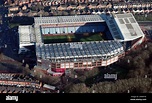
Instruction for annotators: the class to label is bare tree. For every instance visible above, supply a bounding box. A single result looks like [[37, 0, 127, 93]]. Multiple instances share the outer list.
[[68, 83, 89, 93]]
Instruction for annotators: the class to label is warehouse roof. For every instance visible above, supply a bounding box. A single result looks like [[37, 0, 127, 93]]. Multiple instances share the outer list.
[[36, 41, 124, 60], [34, 15, 105, 25]]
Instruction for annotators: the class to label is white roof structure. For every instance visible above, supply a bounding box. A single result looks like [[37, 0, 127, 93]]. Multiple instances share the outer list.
[[102, 13, 145, 41], [43, 84, 56, 90], [36, 41, 124, 62], [34, 15, 105, 25], [18, 25, 36, 47]]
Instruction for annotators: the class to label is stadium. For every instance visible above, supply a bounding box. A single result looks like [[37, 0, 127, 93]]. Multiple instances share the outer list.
[[18, 13, 145, 74]]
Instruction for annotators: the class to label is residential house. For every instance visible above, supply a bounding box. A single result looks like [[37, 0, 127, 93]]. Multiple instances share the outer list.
[[87, 3, 99, 9], [77, 3, 86, 9], [57, 4, 67, 10], [37, 10, 44, 16], [22, 5, 28, 11], [97, 3, 105, 9], [31, 11, 38, 16], [106, 3, 112, 8], [51, 5, 57, 10], [8, 6, 19, 13], [28, 3, 32, 8], [67, 4, 78, 10], [17, 11, 23, 16]]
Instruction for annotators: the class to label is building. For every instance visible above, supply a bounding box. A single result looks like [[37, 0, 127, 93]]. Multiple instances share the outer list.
[[18, 25, 36, 53], [0, 73, 40, 88], [18, 14, 107, 46], [101, 13, 145, 50], [18, 13, 145, 72], [36, 40, 124, 71], [8, 6, 19, 12], [0, 73, 55, 93], [33, 13, 145, 49], [34, 15, 105, 38]]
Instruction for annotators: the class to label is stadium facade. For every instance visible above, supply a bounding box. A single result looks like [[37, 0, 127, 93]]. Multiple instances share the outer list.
[[18, 13, 145, 73], [36, 41, 124, 71]]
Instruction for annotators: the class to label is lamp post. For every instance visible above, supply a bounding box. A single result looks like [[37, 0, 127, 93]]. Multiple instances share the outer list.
[[127, 59, 130, 64], [75, 75, 77, 78], [145, 75, 147, 78], [145, 44, 147, 49], [34, 70, 36, 73], [127, 89, 130, 93], [92, 90, 95, 93], [40, 74, 42, 78]]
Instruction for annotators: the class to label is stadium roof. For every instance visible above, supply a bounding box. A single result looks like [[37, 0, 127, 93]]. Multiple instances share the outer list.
[[18, 25, 35, 46], [102, 13, 145, 41], [34, 15, 105, 25], [36, 41, 124, 60]]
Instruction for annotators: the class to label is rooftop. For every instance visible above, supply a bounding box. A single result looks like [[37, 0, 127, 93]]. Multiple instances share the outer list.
[[103, 13, 145, 41], [34, 14, 105, 25], [115, 13, 144, 41], [18, 25, 36, 46], [36, 41, 124, 61]]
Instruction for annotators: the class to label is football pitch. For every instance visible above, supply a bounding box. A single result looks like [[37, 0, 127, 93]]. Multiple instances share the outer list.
[[43, 33, 104, 44]]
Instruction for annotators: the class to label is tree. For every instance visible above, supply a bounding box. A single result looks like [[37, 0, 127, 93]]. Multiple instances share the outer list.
[[77, 75, 86, 82], [43, 12, 49, 17], [57, 10, 63, 16], [62, 11, 69, 16], [68, 83, 89, 93], [140, 50, 150, 60], [132, 56, 145, 69], [84, 68, 100, 78], [127, 70, 135, 78], [84, 7, 89, 13], [44, 6, 50, 12], [69, 10, 76, 15]]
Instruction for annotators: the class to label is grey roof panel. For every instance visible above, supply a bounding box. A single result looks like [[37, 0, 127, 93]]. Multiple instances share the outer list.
[[36, 41, 123, 59], [116, 14, 132, 18], [34, 15, 105, 25]]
